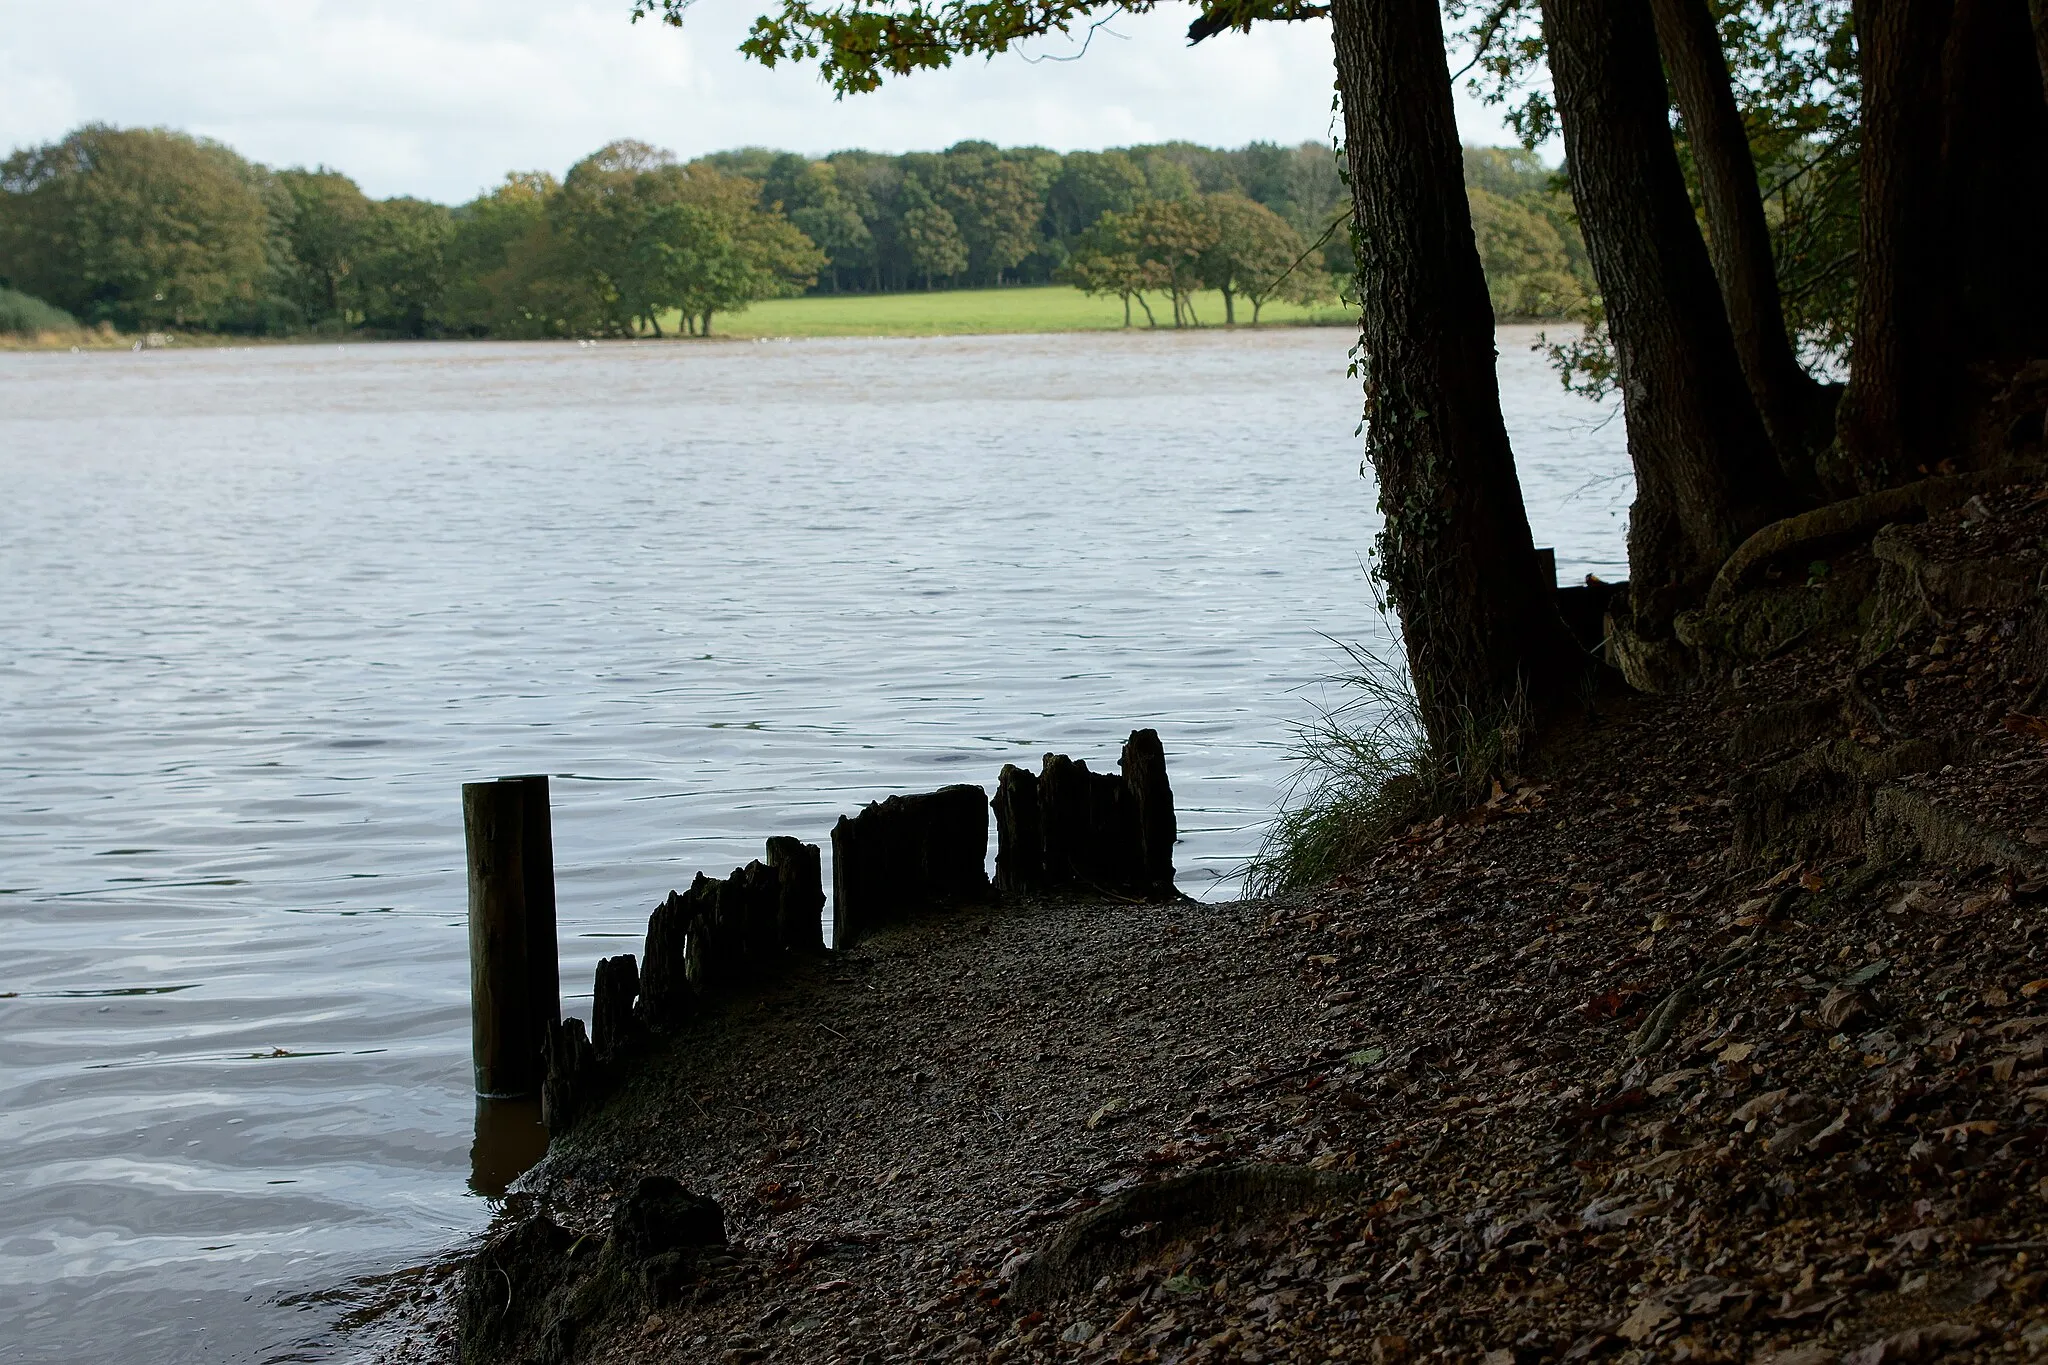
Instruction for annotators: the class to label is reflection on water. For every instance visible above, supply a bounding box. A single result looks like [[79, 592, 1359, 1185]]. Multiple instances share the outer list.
[[0, 327, 1629, 1361], [469, 1099, 549, 1199]]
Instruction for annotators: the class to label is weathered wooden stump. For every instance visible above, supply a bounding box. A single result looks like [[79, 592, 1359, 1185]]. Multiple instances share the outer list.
[[735, 859, 783, 975], [637, 885, 698, 1032], [464, 779, 545, 1097], [831, 783, 991, 948], [1120, 728, 1178, 897], [766, 836, 825, 953], [992, 732, 1179, 900], [992, 764, 1043, 894], [1040, 754, 1140, 890], [503, 774, 561, 1034], [540, 1016, 595, 1132], [591, 953, 642, 1059]]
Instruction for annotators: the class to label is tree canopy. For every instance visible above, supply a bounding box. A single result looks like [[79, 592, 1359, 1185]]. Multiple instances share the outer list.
[[0, 125, 1589, 338], [0, 125, 278, 330]]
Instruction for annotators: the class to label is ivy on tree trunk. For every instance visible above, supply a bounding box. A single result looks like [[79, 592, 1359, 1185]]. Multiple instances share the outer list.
[[1330, 0, 1577, 751]]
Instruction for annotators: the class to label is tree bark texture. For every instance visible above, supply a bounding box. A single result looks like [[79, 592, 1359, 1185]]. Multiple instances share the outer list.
[[1329, 0, 1577, 743], [1838, 0, 2048, 485], [2034, 0, 2048, 91], [1650, 0, 1832, 485], [1542, 0, 1792, 635]]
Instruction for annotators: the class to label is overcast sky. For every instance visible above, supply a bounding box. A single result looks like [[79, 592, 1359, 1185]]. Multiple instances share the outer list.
[[0, 1, 1534, 204]]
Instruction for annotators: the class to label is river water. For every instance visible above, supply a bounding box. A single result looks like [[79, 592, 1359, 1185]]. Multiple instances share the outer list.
[[0, 326, 1629, 1361]]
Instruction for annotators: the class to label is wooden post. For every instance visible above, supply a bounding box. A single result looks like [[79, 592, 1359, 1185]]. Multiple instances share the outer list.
[[465, 779, 542, 1098], [993, 764, 1043, 895], [832, 786, 991, 949], [1119, 729, 1178, 898], [639, 883, 700, 1030], [591, 953, 642, 1059], [503, 774, 561, 1031], [830, 813, 864, 950], [1038, 754, 1092, 888], [766, 836, 825, 954]]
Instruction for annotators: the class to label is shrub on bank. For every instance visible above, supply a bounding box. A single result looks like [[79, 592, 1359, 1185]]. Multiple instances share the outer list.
[[0, 286, 78, 335]]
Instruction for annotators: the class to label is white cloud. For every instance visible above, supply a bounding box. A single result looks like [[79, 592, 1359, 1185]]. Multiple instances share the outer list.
[[0, 0, 1531, 202]]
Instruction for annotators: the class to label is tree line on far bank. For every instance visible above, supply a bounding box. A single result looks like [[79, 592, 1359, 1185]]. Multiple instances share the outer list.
[[0, 124, 1592, 339]]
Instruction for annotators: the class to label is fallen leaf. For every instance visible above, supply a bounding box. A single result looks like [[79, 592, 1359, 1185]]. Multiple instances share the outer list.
[[1754, 1349, 1835, 1365], [1326, 1273, 1370, 1304], [1582, 1193, 1660, 1229], [2022, 979, 2048, 997], [1649, 1067, 1706, 1097], [1618, 1299, 1678, 1343], [1579, 987, 1646, 1021], [1936, 1120, 1999, 1140], [1372, 1335, 1414, 1365], [1765, 1115, 1834, 1156], [1561, 1333, 1615, 1362], [2002, 713, 2048, 742], [1842, 1323, 1981, 1365], [1960, 1262, 2006, 1304], [1718, 1041, 1756, 1065], [1820, 987, 1873, 1030], [1731, 1089, 1790, 1123], [1770, 1290, 1848, 1322]]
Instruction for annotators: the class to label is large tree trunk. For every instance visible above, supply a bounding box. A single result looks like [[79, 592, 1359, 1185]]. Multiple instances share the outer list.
[[1650, 0, 1832, 488], [1540, 0, 1794, 672], [1837, 0, 2048, 486], [2034, 0, 2048, 90], [1939, 0, 2048, 437], [1330, 0, 1578, 750], [1834, 0, 1960, 488]]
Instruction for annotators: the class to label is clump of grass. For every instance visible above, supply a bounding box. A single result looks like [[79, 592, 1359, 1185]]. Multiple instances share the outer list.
[[0, 286, 79, 336], [1243, 638, 1529, 897]]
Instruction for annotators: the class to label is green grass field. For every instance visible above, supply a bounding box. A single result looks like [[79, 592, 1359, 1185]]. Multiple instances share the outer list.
[[661, 285, 1356, 339]]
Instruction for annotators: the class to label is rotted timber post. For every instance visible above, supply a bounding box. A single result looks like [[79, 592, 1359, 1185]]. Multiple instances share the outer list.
[[504, 774, 561, 1035], [463, 776, 561, 1098]]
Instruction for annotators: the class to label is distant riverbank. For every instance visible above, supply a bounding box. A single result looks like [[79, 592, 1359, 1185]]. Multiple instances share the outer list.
[[1, 286, 1367, 350], [661, 285, 1360, 338]]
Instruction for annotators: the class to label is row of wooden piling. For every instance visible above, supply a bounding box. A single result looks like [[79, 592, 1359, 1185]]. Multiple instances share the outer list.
[[465, 730, 1179, 1132]]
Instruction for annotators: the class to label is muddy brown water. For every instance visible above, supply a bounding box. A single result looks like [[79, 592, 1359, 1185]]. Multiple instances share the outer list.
[[0, 326, 1628, 1361]]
